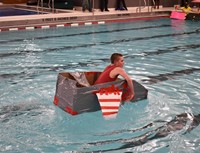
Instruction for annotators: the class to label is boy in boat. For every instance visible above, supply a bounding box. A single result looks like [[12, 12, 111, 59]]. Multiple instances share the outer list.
[[95, 53, 134, 101]]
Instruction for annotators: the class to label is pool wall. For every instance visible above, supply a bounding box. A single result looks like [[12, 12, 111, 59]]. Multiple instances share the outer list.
[[0, 15, 170, 32], [73, 0, 179, 9], [0, 4, 171, 33]]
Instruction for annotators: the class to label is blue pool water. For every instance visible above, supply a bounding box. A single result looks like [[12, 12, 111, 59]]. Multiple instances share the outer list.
[[0, 18, 200, 152], [0, 8, 42, 17]]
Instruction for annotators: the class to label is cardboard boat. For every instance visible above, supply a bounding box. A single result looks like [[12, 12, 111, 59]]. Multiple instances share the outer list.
[[53, 72, 148, 115], [170, 11, 186, 20], [170, 10, 200, 21]]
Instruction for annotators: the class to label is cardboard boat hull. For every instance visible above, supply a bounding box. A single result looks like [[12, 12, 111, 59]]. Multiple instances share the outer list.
[[53, 72, 148, 115]]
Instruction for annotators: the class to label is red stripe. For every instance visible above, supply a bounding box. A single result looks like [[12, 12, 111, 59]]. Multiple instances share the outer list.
[[64, 23, 70, 27], [101, 106, 119, 109], [92, 21, 98, 25], [78, 22, 85, 26], [18, 27, 26, 30], [50, 24, 56, 28], [1, 28, 9, 31], [65, 106, 78, 115], [99, 99, 121, 102], [35, 26, 42, 29], [103, 112, 118, 116], [53, 96, 59, 105]]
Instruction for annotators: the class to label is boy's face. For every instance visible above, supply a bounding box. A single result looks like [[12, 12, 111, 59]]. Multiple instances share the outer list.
[[115, 56, 124, 68]]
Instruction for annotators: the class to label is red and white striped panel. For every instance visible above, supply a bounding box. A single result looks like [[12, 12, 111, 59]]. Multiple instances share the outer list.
[[96, 91, 122, 120]]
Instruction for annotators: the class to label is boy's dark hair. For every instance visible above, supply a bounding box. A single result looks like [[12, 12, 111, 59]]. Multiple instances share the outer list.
[[110, 53, 123, 64]]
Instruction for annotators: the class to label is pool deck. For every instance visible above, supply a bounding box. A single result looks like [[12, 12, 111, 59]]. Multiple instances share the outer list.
[[0, 4, 174, 32]]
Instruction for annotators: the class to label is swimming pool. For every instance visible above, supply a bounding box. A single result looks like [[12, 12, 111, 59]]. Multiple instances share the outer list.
[[0, 7, 43, 17], [0, 18, 200, 152]]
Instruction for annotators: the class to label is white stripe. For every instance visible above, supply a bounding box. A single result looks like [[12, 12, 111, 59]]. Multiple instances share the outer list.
[[26, 27, 34, 30], [0, 29, 1, 32], [9, 28, 18, 31], [97, 95, 122, 99], [104, 114, 117, 120], [71, 23, 79, 26], [102, 109, 119, 113], [56, 24, 65, 27], [41, 25, 50, 29], [98, 21, 105, 24], [99, 102, 120, 107], [85, 22, 92, 25]]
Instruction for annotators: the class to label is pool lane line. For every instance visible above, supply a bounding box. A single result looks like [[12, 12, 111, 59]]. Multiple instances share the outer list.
[[87, 113, 200, 152], [1, 53, 200, 85], [1, 29, 199, 59], [0, 40, 200, 59], [54, 29, 199, 51], [0, 24, 171, 44], [0, 29, 200, 58], [125, 44, 200, 58], [0, 15, 169, 33], [141, 67, 200, 85]]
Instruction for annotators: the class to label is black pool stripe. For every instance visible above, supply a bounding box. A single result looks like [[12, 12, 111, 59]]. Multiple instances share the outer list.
[[0, 59, 99, 80], [41, 29, 200, 52], [100, 30, 198, 45], [0, 61, 99, 80], [0, 29, 199, 58], [96, 43, 200, 62], [1, 65, 200, 87], [89, 113, 200, 152], [141, 67, 200, 84], [0, 24, 171, 44], [125, 44, 200, 58]]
